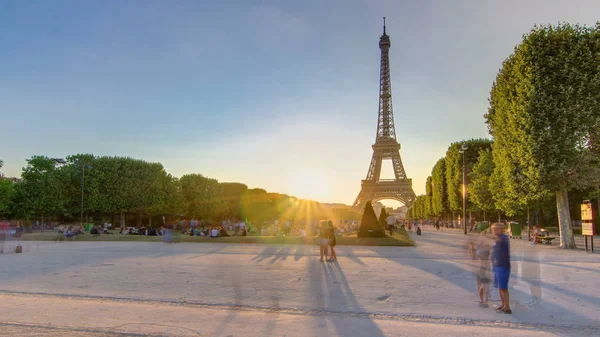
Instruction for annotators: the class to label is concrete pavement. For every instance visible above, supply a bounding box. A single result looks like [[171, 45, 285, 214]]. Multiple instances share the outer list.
[[0, 228, 598, 336]]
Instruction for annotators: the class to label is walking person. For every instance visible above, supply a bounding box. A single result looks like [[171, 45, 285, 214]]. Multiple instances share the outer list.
[[162, 224, 173, 243], [14, 221, 24, 253], [317, 221, 329, 262], [386, 214, 396, 236], [473, 233, 492, 307], [0, 224, 6, 254], [327, 220, 337, 262], [486, 223, 512, 314]]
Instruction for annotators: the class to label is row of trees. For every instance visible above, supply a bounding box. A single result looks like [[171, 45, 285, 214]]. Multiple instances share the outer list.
[[0, 155, 361, 228], [408, 138, 493, 222], [409, 23, 600, 249]]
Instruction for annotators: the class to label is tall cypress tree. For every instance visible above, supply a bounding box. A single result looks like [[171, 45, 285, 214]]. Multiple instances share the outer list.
[[379, 207, 389, 229], [358, 201, 385, 237]]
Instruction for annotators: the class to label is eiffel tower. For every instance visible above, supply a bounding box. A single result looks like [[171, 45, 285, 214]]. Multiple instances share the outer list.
[[353, 18, 416, 209]]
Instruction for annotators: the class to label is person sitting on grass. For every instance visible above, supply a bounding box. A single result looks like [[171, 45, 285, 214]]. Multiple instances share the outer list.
[[64, 227, 75, 238], [90, 226, 100, 235]]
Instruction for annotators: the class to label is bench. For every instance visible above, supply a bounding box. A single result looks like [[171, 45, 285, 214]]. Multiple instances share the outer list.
[[539, 237, 555, 245]]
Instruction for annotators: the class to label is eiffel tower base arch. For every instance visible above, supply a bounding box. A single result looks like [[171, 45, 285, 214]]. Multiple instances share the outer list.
[[353, 180, 416, 210]]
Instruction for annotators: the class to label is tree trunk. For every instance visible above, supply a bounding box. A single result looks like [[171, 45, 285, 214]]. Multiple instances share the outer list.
[[483, 210, 487, 222], [136, 212, 142, 227], [527, 207, 531, 241], [120, 211, 125, 228], [469, 210, 472, 231], [111, 213, 116, 227], [556, 189, 576, 249], [149, 215, 152, 227], [597, 198, 600, 234]]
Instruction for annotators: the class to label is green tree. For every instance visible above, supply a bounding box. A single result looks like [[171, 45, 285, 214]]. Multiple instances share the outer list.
[[358, 201, 384, 237], [14, 156, 67, 223], [409, 195, 428, 220], [469, 148, 495, 220], [445, 140, 493, 216], [378, 207, 389, 229], [0, 179, 14, 216], [180, 174, 220, 219], [217, 182, 249, 220], [164, 176, 184, 222], [431, 158, 447, 218], [486, 23, 600, 248], [424, 176, 433, 218], [241, 188, 273, 225]]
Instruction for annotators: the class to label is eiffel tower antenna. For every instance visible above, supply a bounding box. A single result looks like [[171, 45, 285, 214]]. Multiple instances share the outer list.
[[353, 19, 416, 209]]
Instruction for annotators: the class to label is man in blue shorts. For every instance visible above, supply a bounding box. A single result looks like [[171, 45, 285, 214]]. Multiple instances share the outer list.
[[488, 223, 511, 314]]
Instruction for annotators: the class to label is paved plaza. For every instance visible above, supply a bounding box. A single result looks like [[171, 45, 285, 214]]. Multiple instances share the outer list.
[[0, 229, 598, 336]]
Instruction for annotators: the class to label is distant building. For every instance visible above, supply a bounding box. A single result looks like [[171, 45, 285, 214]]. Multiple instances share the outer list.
[[391, 205, 408, 219]]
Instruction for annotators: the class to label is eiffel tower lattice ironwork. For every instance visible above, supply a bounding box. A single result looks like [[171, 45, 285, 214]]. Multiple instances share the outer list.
[[353, 18, 416, 209]]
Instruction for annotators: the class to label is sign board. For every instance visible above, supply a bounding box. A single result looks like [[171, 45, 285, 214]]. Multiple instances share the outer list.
[[581, 203, 593, 221], [582, 222, 595, 236]]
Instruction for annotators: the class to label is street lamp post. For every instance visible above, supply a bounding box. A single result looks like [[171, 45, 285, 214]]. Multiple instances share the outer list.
[[459, 144, 468, 235]]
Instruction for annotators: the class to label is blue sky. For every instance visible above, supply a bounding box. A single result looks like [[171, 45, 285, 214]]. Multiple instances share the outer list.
[[1, 0, 599, 205]]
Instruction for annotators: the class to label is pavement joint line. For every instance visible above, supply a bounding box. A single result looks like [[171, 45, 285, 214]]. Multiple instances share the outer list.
[[1, 289, 598, 333], [0, 321, 165, 337]]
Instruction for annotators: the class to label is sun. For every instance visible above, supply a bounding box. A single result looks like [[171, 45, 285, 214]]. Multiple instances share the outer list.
[[287, 169, 329, 201]]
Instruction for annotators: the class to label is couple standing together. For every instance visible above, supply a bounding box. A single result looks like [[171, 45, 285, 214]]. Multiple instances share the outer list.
[[472, 223, 512, 314], [318, 220, 337, 262]]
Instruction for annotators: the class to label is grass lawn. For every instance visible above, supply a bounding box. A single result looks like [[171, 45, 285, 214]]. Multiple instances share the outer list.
[[22, 230, 414, 247]]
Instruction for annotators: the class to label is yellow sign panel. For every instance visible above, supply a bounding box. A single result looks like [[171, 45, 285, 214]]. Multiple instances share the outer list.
[[582, 222, 594, 236], [581, 203, 593, 221]]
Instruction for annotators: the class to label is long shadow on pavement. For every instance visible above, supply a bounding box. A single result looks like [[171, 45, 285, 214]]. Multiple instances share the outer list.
[[308, 259, 385, 337], [0, 242, 190, 286], [377, 248, 598, 329], [250, 245, 291, 263]]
